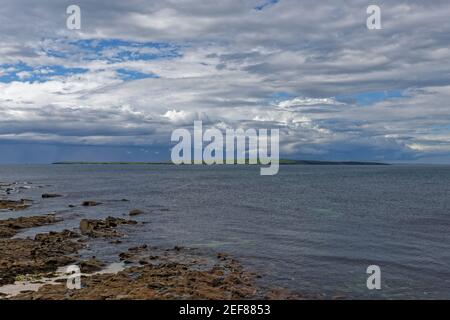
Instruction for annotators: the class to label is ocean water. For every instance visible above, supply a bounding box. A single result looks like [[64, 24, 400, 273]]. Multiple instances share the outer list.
[[1, 164, 450, 299]]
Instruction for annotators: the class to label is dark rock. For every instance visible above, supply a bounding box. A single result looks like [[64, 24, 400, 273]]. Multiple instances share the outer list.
[[129, 209, 144, 216], [217, 253, 229, 261], [0, 215, 60, 239], [119, 252, 133, 261], [80, 258, 105, 273], [9, 245, 301, 300], [82, 201, 101, 207], [42, 194, 62, 198], [210, 277, 225, 287], [0, 229, 83, 286], [0, 199, 30, 211], [80, 217, 137, 238]]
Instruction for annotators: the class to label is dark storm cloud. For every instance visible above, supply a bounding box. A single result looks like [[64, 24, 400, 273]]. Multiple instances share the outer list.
[[0, 0, 450, 162]]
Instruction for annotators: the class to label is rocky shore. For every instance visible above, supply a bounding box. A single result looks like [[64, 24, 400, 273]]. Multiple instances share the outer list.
[[0, 181, 303, 300], [0, 199, 31, 211]]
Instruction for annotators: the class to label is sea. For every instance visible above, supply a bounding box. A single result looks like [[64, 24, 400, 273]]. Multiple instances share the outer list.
[[1, 164, 449, 299]]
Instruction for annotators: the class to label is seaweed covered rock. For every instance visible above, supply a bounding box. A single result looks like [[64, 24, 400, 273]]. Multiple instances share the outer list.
[[0, 215, 60, 239], [79, 217, 137, 238], [0, 199, 31, 211]]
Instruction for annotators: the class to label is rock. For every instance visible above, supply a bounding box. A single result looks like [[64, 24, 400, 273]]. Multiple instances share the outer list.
[[82, 201, 101, 207], [0, 229, 83, 286], [68, 205, 76, 208], [0, 199, 31, 211], [210, 277, 225, 287], [10, 249, 270, 300], [42, 194, 62, 198], [119, 252, 133, 261], [0, 215, 60, 239], [9, 240, 303, 300], [80, 217, 137, 238], [34, 229, 80, 242], [79, 219, 92, 234], [129, 209, 144, 216], [217, 253, 229, 261], [80, 258, 105, 273]]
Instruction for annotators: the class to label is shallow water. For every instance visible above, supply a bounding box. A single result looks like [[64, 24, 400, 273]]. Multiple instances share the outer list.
[[1, 164, 450, 299]]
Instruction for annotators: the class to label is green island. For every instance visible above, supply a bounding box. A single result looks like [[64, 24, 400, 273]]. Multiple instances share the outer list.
[[52, 160, 389, 165]]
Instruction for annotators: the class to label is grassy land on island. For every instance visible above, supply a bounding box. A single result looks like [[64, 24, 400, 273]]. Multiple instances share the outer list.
[[52, 161, 172, 165], [52, 160, 389, 165]]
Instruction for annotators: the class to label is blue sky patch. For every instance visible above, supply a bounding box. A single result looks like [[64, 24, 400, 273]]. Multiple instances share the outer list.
[[116, 68, 159, 81], [0, 62, 88, 83], [68, 39, 182, 63], [337, 90, 404, 105]]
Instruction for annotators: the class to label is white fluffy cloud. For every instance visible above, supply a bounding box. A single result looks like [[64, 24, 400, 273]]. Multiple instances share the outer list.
[[0, 0, 450, 162]]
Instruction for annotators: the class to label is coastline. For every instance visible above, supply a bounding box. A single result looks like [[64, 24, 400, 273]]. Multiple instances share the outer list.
[[0, 181, 305, 300], [52, 159, 390, 166]]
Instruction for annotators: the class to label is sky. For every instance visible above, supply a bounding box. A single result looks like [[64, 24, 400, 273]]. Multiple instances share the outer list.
[[0, 0, 450, 163]]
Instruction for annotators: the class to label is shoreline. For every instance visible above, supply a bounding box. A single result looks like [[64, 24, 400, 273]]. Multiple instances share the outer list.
[[0, 181, 306, 300]]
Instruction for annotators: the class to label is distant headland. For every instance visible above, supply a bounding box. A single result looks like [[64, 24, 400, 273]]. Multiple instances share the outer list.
[[52, 160, 390, 165]]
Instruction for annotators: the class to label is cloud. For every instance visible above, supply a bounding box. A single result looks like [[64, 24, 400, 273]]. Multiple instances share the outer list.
[[0, 0, 450, 162], [277, 97, 344, 109]]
